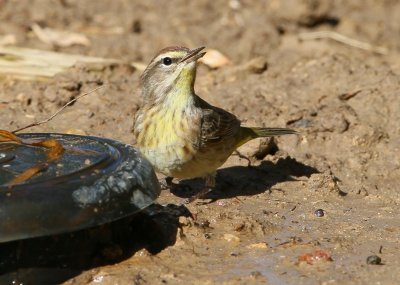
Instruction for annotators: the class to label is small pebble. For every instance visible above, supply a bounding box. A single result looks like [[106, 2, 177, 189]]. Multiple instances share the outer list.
[[223, 233, 241, 243], [250, 271, 263, 278], [178, 216, 191, 226], [243, 57, 268, 74], [196, 219, 210, 229], [298, 250, 332, 264], [247, 242, 268, 249], [366, 255, 382, 265], [92, 273, 105, 283], [63, 128, 87, 135], [217, 200, 227, 206], [315, 209, 325, 217]]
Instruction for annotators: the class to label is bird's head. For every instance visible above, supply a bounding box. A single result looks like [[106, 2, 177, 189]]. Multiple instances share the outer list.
[[141, 46, 206, 103]]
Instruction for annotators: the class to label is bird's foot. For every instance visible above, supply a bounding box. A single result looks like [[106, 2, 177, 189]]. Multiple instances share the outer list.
[[184, 187, 212, 204], [160, 176, 192, 192], [159, 176, 173, 190], [233, 150, 252, 167]]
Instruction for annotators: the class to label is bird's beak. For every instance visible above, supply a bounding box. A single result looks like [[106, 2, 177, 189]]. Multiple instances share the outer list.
[[180, 46, 206, 63]]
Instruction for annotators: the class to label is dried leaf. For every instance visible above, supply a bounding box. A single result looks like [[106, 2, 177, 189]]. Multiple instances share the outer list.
[[30, 139, 65, 161], [200, 49, 230, 69], [2, 136, 65, 187], [0, 46, 120, 79], [32, 24, 91, 47], [8, 162, 48, 188], [0, 129, 22, 143]]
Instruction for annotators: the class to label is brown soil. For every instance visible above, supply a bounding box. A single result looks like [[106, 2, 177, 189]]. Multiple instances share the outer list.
[[1, 0, 400, 284]]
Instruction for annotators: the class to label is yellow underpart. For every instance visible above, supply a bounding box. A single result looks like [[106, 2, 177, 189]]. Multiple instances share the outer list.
[[168, 65, 194, 104], [143, 65, 195, 149], [143, 110, 180, 148]]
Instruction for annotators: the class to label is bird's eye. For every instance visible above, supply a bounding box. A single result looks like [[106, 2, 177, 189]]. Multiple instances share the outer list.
[[162, 57, 172, 66]]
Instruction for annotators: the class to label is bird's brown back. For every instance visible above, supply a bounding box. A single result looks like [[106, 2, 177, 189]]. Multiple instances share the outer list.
[[194, 95, 241, 151]]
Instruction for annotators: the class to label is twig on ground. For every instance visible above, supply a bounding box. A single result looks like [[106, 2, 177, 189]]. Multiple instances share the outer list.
[[338, 89, 363, 101], [12, 84, 106, 133], [299, 31, 388, 55]]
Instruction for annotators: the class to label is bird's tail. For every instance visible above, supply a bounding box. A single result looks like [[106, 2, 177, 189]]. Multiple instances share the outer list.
[[236, 127, 297, 148], [249, 127, 297, 137]]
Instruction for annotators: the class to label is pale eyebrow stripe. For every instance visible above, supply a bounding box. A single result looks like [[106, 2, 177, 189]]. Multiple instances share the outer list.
[[154, 51, 184, 63]]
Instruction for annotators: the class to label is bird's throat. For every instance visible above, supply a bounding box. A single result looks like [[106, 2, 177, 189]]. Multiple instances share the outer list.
[[164, 68, 195, 109]]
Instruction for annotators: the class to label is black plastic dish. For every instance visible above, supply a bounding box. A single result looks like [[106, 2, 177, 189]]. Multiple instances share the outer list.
[[0, 133, 160, 242]]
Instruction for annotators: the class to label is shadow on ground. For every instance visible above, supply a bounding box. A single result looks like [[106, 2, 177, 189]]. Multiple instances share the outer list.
[[0, 204, 192, 285], [172, 157, 318, 201]]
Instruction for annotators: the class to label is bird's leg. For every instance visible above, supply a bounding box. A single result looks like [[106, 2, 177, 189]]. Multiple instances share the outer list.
[[159, 176, 174, 190], [186, 173, 216, 203], [160, 176, 192, 192]]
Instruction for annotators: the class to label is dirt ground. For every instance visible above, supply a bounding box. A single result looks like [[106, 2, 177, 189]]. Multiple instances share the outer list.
[[1, 0, 400, 284]]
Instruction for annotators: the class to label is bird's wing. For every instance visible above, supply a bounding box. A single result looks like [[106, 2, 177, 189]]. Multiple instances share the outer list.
[[194, 96, 241, 149]]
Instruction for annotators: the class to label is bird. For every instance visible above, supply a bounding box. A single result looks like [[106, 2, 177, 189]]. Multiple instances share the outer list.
[[133, 46, 296, 202]]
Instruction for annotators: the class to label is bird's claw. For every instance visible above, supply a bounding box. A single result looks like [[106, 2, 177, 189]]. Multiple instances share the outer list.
[[184, 187, 212, 204], [160, 177, 192, 192]]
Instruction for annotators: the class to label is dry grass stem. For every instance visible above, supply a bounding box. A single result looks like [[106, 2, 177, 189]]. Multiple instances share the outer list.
[[12, 85, 107, 133], [299, 31, 388, 55]]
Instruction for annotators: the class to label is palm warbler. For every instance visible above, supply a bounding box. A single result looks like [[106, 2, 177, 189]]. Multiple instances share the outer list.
[[133, 46, 296, 202]]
